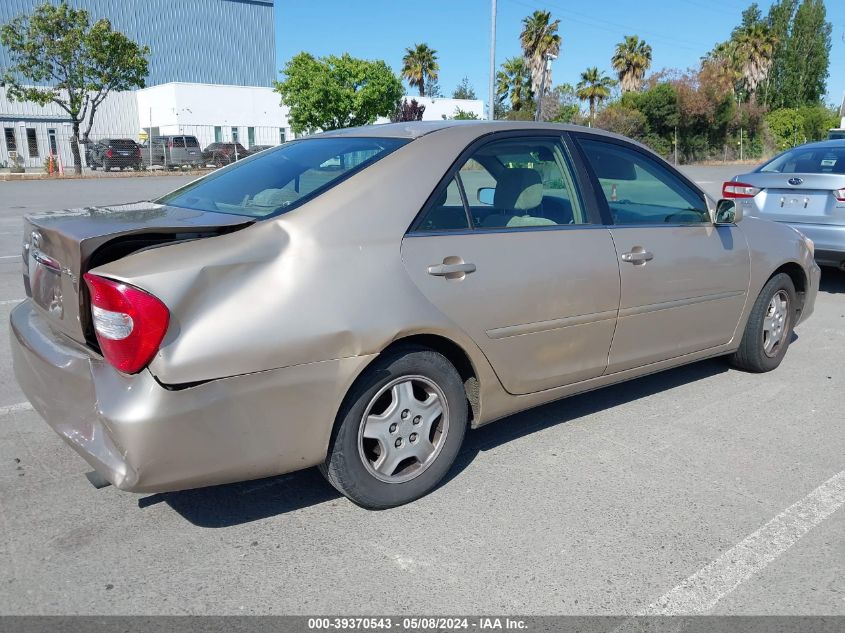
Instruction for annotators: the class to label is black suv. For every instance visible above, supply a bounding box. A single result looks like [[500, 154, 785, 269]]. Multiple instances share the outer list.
[[87, 139, 143, 171]]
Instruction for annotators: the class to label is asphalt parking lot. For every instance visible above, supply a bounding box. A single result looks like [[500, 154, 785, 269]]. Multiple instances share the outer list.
[[0, 167, 843, 616]]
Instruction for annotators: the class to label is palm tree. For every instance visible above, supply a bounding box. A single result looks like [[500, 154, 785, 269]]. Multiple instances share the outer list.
[[611, 35, 653, 93], [519, 10, 561, 98], [734, 23, 777, 102], [401, 43, 439, 97], [576, 67, 615, 122], [496, 56, 533, 112]]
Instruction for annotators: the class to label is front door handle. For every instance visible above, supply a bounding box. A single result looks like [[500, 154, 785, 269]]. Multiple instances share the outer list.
[[621, 248, 654, 265], [427, 260, 477, 278]]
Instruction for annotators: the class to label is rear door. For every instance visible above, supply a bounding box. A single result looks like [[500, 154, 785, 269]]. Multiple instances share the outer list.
[[401, 133, 620, 395], [574, 133, 750, 373]]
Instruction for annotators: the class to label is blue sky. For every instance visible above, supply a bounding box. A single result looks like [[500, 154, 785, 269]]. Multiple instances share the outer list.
[[275, 0, 844, 109]]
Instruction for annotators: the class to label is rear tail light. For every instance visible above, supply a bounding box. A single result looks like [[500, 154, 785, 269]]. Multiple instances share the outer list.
[[105, 148, 113, 159], [83, 273, 169, 374], [722, 181, 761, 199], [834, 188, 845, 201]]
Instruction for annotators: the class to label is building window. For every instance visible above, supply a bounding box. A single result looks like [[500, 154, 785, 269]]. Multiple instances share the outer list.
[[26, 128, 39, 158], [4, 127, 17, 154], [231, 127, 239, 143], [47, 129, 58, 155], [214, 126, 222, 143], [247, 127, 255, 148], [279, 128, 286, 144]]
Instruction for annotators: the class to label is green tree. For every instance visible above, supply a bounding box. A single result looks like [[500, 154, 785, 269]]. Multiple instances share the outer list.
[[594, 103, 647, 139], [401, 43, 439, 97], [519, 10, 561, 97], [779, 0, 831, 107], [764, 0, 799, 107], [275, 52, 403, 134], [451, 107, 480, 120], [734, 22, 777, 102], [576, 67, 615, 122], [496, 56, 533, 112], [542, 84, 580, 122], [0, 1, 149, 173], [765, 107, 805, 149], [611, 35, 653, 93], [452, 76, 477, 100]]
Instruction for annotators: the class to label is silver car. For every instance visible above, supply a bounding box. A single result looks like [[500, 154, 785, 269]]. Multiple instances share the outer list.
[[726, 140, 845, 269], [11, 121, 820, 509]]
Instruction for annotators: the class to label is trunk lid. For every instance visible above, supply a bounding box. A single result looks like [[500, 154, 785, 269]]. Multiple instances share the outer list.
[[739, 172, 845, 225], [22, 202, 251, 343]]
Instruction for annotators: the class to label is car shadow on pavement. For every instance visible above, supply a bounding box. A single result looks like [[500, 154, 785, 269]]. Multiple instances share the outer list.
[[139, 467, 342, 528], [146, 358, 729, 527], [444, 357, 730, 485], [819, 268, 845, 294]]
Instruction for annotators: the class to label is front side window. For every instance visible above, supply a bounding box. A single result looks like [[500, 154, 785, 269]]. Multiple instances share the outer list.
[[578, 138, 709, 225], [158, 137, 407, 218]]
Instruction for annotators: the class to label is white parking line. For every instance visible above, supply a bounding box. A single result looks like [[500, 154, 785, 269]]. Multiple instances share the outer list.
[[641, 469, 845, 615], [0, 299, 23, 306], [0, 402, 33, 416], [0, 255, 20, 260]]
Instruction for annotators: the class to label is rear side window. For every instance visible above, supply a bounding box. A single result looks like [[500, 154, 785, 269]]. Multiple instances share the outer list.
[[415, 135, 586, 232], [578, 138, 709, 225], [760, 146, 845, 174], [158, 137, 407, 218]]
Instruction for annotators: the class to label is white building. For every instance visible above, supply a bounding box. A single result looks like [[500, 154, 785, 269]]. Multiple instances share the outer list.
[[1, 83, 484, 171]]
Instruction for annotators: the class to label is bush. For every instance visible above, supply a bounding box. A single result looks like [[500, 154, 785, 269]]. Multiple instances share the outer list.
[[765, 108, 805, 151], [593, 104, 647, 140]]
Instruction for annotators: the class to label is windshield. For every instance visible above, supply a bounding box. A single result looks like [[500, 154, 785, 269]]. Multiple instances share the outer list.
[[759, 145, 845, 174], [158, 136, 407, 218]]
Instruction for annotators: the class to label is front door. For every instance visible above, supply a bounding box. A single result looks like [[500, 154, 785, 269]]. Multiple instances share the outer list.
[[575, 135, 751, 373], [401, 134, 621, 395]]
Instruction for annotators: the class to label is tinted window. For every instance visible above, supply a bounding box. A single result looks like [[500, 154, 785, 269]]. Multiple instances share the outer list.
[[461, 137, 586, 228], [185, 137, 200, 148], [416, 178, 469, 231], [579, 138, 709, 225], [759, 146, 845, 174], [159, 137, 407, 218]]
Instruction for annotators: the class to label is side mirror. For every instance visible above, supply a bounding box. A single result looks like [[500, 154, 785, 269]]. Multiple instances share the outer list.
[[714, 198, 743, 224], [477, 187, 495, 206]]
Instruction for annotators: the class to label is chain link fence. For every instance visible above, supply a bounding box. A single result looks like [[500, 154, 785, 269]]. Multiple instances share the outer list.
[[1, 123, 289, 175]]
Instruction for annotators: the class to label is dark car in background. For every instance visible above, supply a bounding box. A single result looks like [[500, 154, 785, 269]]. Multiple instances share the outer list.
[[86, 139, 143, 171], [202, 142, 250, 166]]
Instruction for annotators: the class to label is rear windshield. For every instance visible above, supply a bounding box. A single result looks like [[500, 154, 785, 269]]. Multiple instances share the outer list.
[[185, 137, 200, 148], [158, 137, 407, 218], [759, 146, 845, 174]]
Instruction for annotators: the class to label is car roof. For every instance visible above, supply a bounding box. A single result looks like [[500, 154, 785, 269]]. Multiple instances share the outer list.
[[783, 139, 845, 150], [315, 120, 628, 141]]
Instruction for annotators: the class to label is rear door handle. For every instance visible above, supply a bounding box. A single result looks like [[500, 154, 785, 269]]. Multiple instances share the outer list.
[[621, 249, 654, 265], [427, 262, 477, 277]]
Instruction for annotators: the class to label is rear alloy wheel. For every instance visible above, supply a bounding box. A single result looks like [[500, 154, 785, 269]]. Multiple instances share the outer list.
[[730, 273, 797, 372], [321, 347, 467, 509]]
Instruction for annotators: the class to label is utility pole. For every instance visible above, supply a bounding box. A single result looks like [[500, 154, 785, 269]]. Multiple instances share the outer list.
[[488, 0, 497, 120], [534, 54, 556, 122]]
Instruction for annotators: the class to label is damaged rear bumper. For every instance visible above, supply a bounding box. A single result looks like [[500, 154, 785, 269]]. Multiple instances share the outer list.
[[10, 299, 373, 493]]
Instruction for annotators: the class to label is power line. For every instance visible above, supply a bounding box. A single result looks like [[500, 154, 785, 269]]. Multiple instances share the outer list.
[[505, 0, 710, 51]]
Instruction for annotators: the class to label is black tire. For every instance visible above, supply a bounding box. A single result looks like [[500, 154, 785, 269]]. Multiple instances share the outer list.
[[103, 160, 111, 172], [729, 272, 797, 372], [321, 346, 467, 509]]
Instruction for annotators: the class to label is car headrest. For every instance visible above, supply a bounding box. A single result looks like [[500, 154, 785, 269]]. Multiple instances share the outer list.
[[494, 168, 543, 211]]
